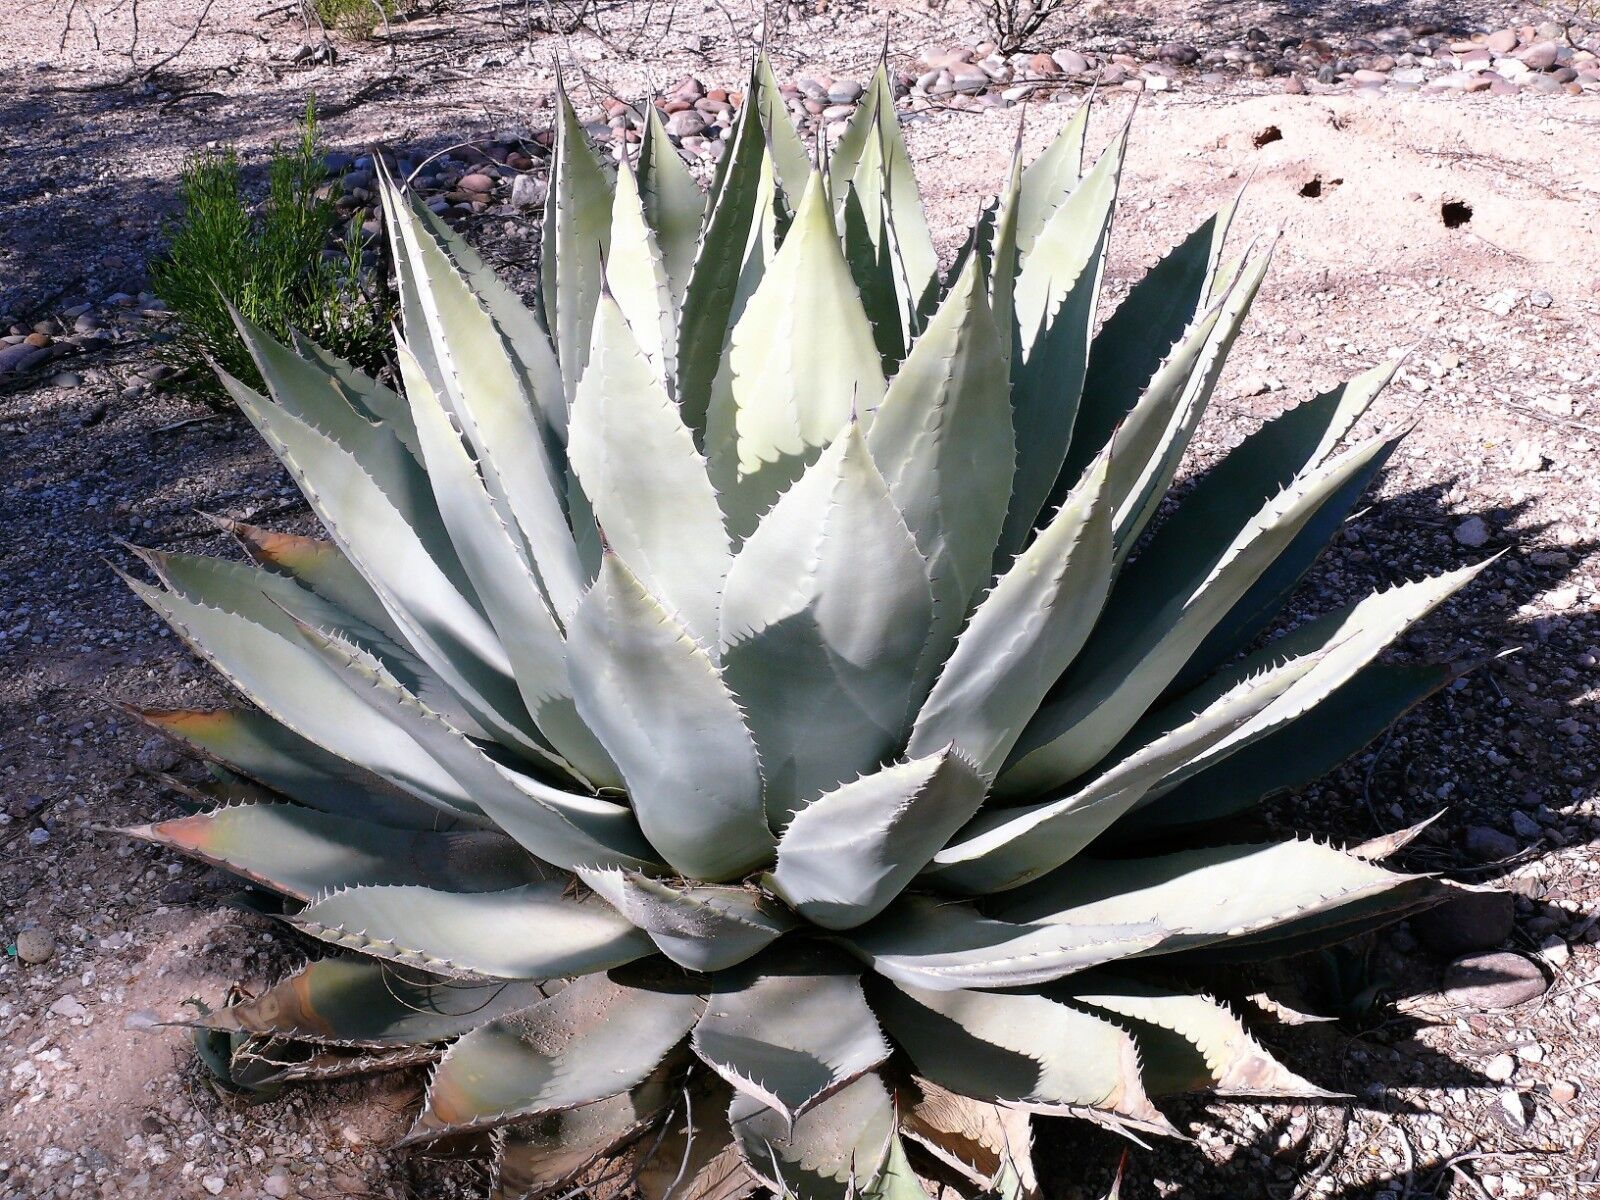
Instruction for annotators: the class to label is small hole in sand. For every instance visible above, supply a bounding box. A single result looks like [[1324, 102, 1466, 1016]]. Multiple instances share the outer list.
[[1441, 199, 1473, 228], [1299, 177, 1322, 198], [1253, 125, 1283, 147]]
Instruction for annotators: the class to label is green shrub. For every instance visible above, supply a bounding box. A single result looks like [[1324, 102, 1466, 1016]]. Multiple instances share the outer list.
[[150, 99, 391, 399], [307, 0, 396, 38]]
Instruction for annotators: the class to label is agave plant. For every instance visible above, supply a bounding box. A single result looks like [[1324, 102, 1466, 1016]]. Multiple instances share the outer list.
[[117, 56, 1487, 1200]]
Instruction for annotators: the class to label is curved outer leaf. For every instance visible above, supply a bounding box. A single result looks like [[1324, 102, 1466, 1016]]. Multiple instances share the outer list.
[[194, 958, 549, 1048], [638, 102, 708, 306], [285, 326, 422, 459], [390, 173, 568, 456], [288, 615, 660, 874], [867, 251, 1015, 672], [395, 337, 612, 787], [720, 425, 934, 826], [1059, 198, 1239, 493], [217, 367, 543, 758], [1125, 659, 1465, 836], [999, 125, 1126, 557], [767, 750, 988, 930], [123, 705, 444, 830], [907, 446, 1113, 778], [1013, 97, 1090, 263], [1165, 359, 1401, 690], [1121, 560, 1489, 806], [607, 157, 678, 389], [493, 1069, 675, 1200], [841, 183, 908, 373], [541, 83, 614, 404], [707, 169, 888, 540], [986, 139, 1023, 377], [1106, 248, 1273, 557], [219, 519, 400, 644], [729, 1072, 898, 1200], [843, 895, 1161, 991], [294, 882, 653, 981], [874, 983, 1172, 1132], [579, 868, 795, 972], [1002, 429, 1402, 793], [122, 803, 541, 900], [385, 180, 587, 627], [409, 974, 704, 1140], [1054, 975, 1330, 1098], [568, 554, 772, 881], [692, 971, 891, 1124], [899, 1078, 1037, 1196], [756, 53, 814, 202], [995, 838, 1432, 959], [568, 296, 731, 650], [678, 77, 770, 433], [121, 564, 485, 825]]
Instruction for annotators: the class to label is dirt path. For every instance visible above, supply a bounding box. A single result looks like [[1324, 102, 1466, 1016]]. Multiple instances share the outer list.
[[1, 1, 1598, 1197]]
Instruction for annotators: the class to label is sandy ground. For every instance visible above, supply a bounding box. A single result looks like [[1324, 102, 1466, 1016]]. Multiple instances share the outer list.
[[1, 0, 1599, 1197]]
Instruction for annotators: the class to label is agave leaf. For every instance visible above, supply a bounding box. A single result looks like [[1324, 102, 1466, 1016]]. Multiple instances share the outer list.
[[998, 124, 1125, 558], [1105, 248, 1274, 557], [935, 649, 1326, 893], [1003, 429, 1403, 792], [242, 1041, 440, 1087], [987, 140, 1023, 376], [193, 958, 548, 1048], [121, 565, 486, 825], [218, 367, 545, 758], [899, 1078, 1037, 1197], [720, 425, 934, 826], [295, 882, 653, 981], [541, 83, 614, 404], [707, 169, 888, 540], [1055, 975, 1332, 1098], [728, 1072, 898, 1200], [607, 156, 679, 389], [841, 183, 908, 372], [568, 554, 772, 881], [385, 179, 587, 627], [678, 76, 771, 433], [867, 251, 1015, 674], [692, 970, 891, 1124], [288, 616, 661, 873], [285, 327, 423, 458], [828, 62, 939, 327], [1122, 561, 1490, 806], [579, 868, 796, 972], [1013, 97, 1091, 263], [1128, 660, 1465, 837], [493, 1068, 676, 1200], [843, 895, 1162, 991], [395, 338, 613, 787], [996, 838, 1435, 959], [1060, 198, 1240, 492], [567, 296, 731, 650], [409, 974, 703, 1140], [122, 803, 541, 901], [121, 706, 442, 830], [767, 750, 988, 930], [874, 983, 1173, 1132], [638, 102, 709, 305], [755, 53, 813, 200], [906, 446, 1113, 778], [218, 519, 401, 645], [390, 176, 569, 455]]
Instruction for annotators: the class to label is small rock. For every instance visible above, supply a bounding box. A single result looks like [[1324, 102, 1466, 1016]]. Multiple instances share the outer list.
[[49, 994, 88, 1020], [159, 880, 198, 905], [457, 172, 495, 194], [0, 343, 48, 375], [202, 1177, 226, 1196], [666, 110, 707, 139], [1053, 49, 1090, 74], [1495, 1089, 1531, 1134], [1530, 290, 1553, 308], [135, 736, 182, 773], [15, 928, 56, 964], [1486, 29, 1519, 54], [51, 371, 81, 388], [1483, 289, 1522, 317], [1484, 1052, 1516, 1082], [1547, 585, 1580, 611], [1549, 1079, 1579, 1104], [826, 79, 863, 103], [1442, 951, 1547, 1009], [264, 1175, 293, 1199], [1413, 888, 1514, 955], [950, 64, 991, 93], [1508, 440, 1545, 474], [1510, 810, 1541, 840], [510, 173, 547, 209], [1157, 42, 1200, 65], [1518, 41, 1559, 70], [1454, 516, 1490, 548], [1284, 74, 1307, 93], [1539, 934, 1571, 968], [1027, 53, 1059, 77]]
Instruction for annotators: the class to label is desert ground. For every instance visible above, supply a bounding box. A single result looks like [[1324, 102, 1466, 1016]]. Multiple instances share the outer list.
[[1, 0, 1598, 1197]]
